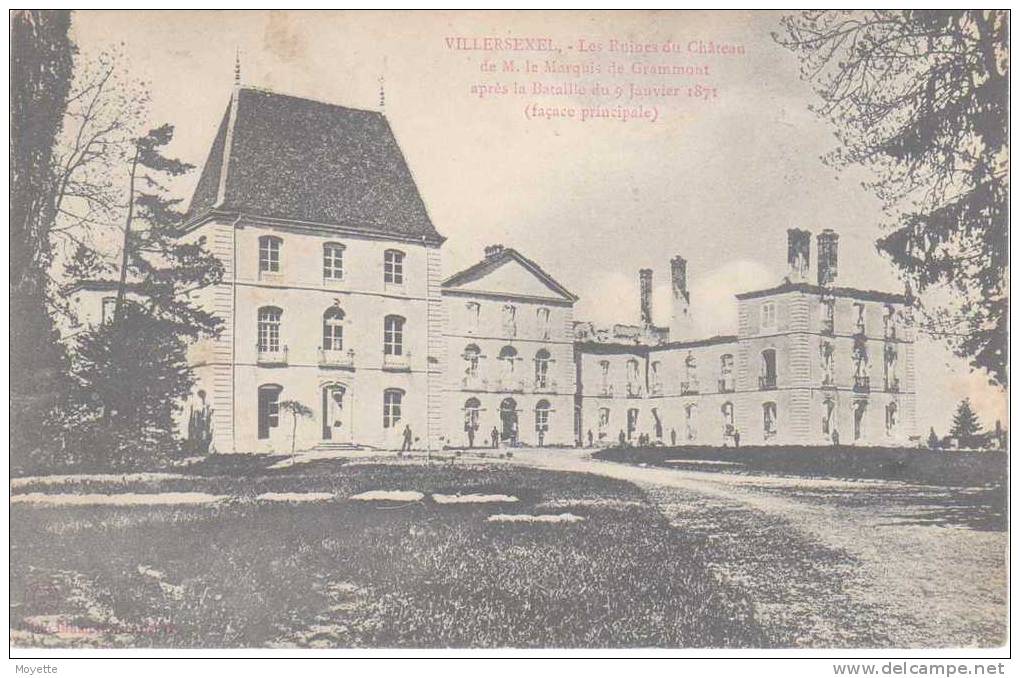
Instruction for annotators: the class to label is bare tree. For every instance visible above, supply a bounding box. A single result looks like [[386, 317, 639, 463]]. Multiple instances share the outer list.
[[776, 10, 1008, 386]]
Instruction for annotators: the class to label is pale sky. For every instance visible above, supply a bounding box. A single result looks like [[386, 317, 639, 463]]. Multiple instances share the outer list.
[[68, 10, 1007, 433]]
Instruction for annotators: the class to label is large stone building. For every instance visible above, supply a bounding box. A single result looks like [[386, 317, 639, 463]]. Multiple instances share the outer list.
[[575, 229, 917, 447], [69, 85, 916, 452]]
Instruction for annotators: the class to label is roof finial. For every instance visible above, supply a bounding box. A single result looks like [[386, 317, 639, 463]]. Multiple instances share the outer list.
[[378, 74, 386, 112], [234, 47, 241, 86]]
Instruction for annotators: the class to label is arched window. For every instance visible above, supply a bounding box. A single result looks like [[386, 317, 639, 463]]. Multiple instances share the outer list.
[[464, 397, 481, 433], [257, 306, 282, 352], [853, 399, 868, 441], [760, 349, 777, 390], [384, 249, 405, 285], [384, 315, 405, 356], [383, 388, 404, 428], [259, 235, 281, 273], [534, 349, 551, 389], [719, 354, 734, 392], [257, 384, 283, 439], [323, 242, 345, 280], [822, 397, 836, 436], [463, 344, 481, 378], [535, 399, 551, 434], [885, 401, 898, 434], [763, 401, 777, 439], [498, 345, 518, 384], [721, 401, 735, 437], [322, 306, 345, 351], [685, 403, 698, 441]]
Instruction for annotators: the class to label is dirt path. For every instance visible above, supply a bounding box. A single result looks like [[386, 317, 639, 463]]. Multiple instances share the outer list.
[[511, 449, 1007, 648]]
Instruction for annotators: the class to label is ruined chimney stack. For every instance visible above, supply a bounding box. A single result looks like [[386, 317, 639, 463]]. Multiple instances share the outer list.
[[639, 268, 653, 326], [787, 228, 811, 283], [484, 244, 505, 259], [817, 229, 839, 287], [670, 255, 693, 342]]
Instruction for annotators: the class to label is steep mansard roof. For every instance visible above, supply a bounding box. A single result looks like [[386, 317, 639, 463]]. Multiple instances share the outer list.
[[184, 87, 444, 244]]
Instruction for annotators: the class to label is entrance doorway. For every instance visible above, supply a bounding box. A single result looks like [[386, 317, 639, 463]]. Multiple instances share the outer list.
[[499, 398, 518, 444], [322, 384, 350, 442]]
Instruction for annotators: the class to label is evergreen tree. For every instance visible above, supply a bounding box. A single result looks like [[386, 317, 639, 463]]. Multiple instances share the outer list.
[[927, 427, 940, 449], [67, 125, 223, 468], [777, 11, 1009, 386], [10, 10, 76, 474], [950, 398, 983, 447]]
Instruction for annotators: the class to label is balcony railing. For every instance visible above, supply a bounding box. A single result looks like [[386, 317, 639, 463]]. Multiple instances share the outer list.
[[257, 344, 288, 366], [821, 374, 836, 388], [599, 384, 614, 397], [319, 348, 354, 369], [650, 382, 664, 396], [853, 375, 871, 393], [625, 383, 643, 398], [718, 378, 735, 393], [821, 321, 835, 336], [759, 375, 777, 391], [383, 351, 411, 371], [885, 376, 900, 393], [680, 380, 700, 395]]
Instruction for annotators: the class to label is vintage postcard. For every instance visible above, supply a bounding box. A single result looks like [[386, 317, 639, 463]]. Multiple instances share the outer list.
[[8, 8, 1009, 662]]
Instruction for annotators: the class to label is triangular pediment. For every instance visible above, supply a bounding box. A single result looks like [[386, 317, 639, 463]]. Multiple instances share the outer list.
[[442, 249, 577, 304]]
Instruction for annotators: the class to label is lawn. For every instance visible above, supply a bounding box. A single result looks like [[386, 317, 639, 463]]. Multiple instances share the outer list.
[[10, 461, 772, 648]]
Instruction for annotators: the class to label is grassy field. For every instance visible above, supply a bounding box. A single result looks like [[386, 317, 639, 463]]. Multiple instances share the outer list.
[[10, 461, 772, 648]]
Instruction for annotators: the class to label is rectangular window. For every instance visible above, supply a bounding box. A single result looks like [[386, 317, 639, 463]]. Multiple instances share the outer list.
[[761, 301, 776, 329], [258, 308, 282, 352], [536, 307, 551, 339], [502, 304, 517, 337], [384, 250, 404, 285], [466, 302, 480, 334], [323, 244, 344, 280], [854, 302, 866, 335], [383, 390, 403, 428], [101, 297, 117, 323], [259, 236, 280, 273], [384, 316, 404, 356]]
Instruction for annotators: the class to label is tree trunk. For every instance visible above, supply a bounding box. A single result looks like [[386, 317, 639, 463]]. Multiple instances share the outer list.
[[114, 144, 140, 322]]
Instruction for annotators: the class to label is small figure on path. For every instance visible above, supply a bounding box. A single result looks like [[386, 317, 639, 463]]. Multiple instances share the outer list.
[[491, 426, 499, 448], [401, 424, 413, 452]]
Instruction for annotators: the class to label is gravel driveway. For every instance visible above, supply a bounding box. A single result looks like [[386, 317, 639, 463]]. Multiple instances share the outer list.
[[511, 449, 1007, 648]]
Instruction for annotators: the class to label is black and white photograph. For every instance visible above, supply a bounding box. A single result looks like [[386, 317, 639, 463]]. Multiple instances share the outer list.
[[7, 7, 1011, 666]]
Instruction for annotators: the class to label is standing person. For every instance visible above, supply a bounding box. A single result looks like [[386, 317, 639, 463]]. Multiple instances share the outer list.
[[670, 428, 677, 447], [831, 429, 840, 446], [491, 426, 499, 448], [587, 429, 594, 447], [466, 422, 476, 449], [618, 430, 626, 447], [401, 424, 413, 452], [733, 428, 741, 449]]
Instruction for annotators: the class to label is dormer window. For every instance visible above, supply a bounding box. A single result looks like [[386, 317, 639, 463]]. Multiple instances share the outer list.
[[384, 250, 404, 285], [259, 235, 281, 274]]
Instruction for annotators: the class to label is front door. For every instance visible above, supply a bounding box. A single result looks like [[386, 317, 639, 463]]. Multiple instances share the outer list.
[[500, 398, 518, 443], [322, 384, 350, 442]]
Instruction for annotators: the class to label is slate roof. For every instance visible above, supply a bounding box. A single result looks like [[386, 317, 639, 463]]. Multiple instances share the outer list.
[[184, 87, 443, 244], [441, 247, 579, 302]]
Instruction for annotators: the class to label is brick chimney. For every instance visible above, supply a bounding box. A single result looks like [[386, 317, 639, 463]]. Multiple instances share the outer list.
[[639, 268, 653, 326], [484, 244, 505, 259], [787, 228, 811, 283], [817, 230, 839, 286], [670, 256, 692, 342]]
